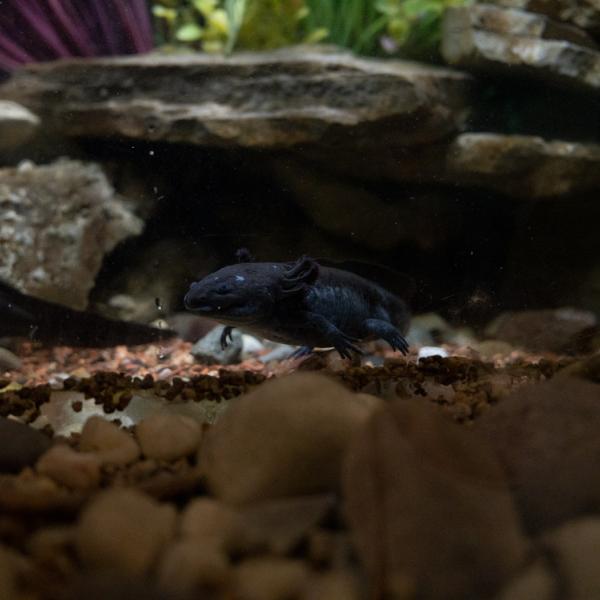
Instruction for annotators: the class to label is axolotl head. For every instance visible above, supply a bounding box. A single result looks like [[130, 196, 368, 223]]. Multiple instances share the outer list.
[[184, 262, 284, 324]]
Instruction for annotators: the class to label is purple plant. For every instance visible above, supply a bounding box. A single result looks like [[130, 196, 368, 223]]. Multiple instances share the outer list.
[[0, 0, 154, 75]]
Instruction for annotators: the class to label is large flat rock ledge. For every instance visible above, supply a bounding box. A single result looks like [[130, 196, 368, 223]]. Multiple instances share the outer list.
[[0, 48, 471, 149], [442, 3, 600, 93]]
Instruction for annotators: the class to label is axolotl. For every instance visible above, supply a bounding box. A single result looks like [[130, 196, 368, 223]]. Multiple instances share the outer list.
[[183, 255, 411, 359]]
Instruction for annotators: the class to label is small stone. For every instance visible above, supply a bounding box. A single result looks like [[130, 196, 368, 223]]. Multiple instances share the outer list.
[[418, 346, 449, 360], [231, 557, 310, 600], [543, 518, 600, 599], [157, 540, 230, 595], [0, 417, 51, 473], [75, 489, 176, 575], [80, 416, 140, 466], [0, 348, 21, 371], [36, 445, 101, 490], [136, 413, 202, 461], [180, 498, 243, 552], [191, 325, 243, 365], [200, 373, 376, 504]]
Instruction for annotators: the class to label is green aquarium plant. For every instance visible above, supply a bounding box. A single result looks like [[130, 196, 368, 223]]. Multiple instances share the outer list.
[[376, 0, 471, 59], [151, 0, 471, 59]]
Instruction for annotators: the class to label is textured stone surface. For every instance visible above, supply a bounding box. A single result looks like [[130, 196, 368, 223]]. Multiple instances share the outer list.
[[0, 48, 471, 149], [494, 0, 600, 34], [0, 159, 142, 310], [296, 133, 600, 198], [343, 400, 527, 599], [446, 133, 600, 198], [0, 101, 39, 152], [478, 377, 600, 532], [443, 4, 600, 93], [200, 373, 376, 505]]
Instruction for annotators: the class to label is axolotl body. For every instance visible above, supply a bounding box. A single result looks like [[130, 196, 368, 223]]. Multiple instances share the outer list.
[[183, 256, 410, 359]]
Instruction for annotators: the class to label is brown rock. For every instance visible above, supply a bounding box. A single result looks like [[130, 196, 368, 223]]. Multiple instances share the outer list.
[[478, 377, 600, 532], [75, 489, 176, 575], [446, 133, 600, 199], [443, 4, 600, 93], [179, 498, 243, 552], [80, 416, 140, 466], [0, 417, 51, 473], [485, 307, 596, 353], [0, 48, 470, 149], [495, 560, 557, 600], [36, 445, 101, 490], [238, 494, 336, 555], [200, 373, 375, 504], [231, 557, 310, 600], [304, 570, 362, 600], [157, 539, 230, 595], [136, 414, 202, 461], [543, 518, 600, 599], [343, 400, 527, 599]]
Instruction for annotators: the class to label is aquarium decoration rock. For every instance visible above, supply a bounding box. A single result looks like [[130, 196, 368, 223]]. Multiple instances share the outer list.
[[494, 0, 600, 34], [443, 3, 600, 93], [0, 48, 471, 148], [0, 159, 142, 310], [0, 101, 39, 152]]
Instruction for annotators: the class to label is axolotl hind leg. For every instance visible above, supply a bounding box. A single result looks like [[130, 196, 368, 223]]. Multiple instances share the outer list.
[[363, 318, 409, 355]]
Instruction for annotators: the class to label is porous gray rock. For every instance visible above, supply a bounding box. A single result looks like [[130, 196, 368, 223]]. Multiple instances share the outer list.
[[0, 101, 39, 153], [442, 3, 600, 93], [477, 377, 600, 532], [0, 159, 143, 310], [0, 48, 471, 149]]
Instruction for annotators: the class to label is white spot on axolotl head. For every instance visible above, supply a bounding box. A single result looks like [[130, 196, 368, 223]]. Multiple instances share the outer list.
[[235, 275, 245, 282]]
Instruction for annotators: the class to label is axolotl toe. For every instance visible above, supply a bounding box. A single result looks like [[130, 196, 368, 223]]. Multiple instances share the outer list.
[[184, 255, 410, 359]]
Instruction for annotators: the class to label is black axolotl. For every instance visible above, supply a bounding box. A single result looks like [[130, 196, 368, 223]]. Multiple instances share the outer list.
[[184, 255, 411, 359]]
